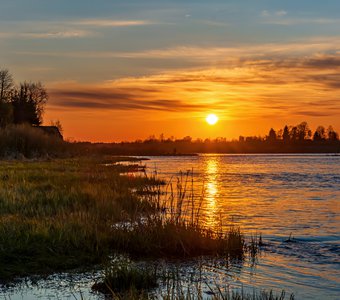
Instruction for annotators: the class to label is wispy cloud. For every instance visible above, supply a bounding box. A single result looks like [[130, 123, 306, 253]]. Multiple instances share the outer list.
[[261, 15, 340, 26], [259, 8, 340, 26], [0, 30, 92, 40], [0, 32, 11, 38], [48, 50, 340, 120], [0, 18, 156, 40], [71, 19, 155, 27], [276, 10, 288, 16], [50, 86, 214, 112], [21, 30, 91, 39], [261, 10, 287, 17], [14, 36, 340, 59]]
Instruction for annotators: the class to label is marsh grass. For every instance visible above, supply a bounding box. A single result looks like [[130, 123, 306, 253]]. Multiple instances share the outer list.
[[92, 255, 158, 295], [0, 158, 255, 285], [111, 219, 244, 258], [0, 158, 159, 280], [112, 170, 247, 259], [92, 257, 294, 300]]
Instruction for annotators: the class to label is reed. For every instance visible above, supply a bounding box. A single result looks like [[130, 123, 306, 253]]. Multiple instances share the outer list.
[[111, 170, 247, 259], [93, 257, 294, 300], [92, 255, 158, 295], [0, 158, 255, 283], [0, 158, 158, 280]]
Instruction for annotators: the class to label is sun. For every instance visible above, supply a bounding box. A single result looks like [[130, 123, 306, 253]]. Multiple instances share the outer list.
[[206, 114, 218, 125]]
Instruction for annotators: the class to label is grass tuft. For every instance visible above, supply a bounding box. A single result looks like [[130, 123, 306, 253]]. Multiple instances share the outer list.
[[92, 256, 158, 295]]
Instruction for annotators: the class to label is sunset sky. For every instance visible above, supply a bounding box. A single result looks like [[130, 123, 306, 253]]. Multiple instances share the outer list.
[[1, 0, 340, 142]]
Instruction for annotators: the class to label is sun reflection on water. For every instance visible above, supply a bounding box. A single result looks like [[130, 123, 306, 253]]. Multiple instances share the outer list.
[[204, 157, 220, 229]]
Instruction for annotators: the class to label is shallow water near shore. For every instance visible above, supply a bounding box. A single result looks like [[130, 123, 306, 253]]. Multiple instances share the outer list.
[[1, 154, 339, 299]]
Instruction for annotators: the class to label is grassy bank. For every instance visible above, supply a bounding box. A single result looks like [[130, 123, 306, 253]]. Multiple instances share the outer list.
[[0, 157, 156, 279], [0, 157, 254, 282]]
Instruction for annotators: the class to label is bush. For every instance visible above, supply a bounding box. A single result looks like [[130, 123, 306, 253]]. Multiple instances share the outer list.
[[0, 124, 67, 158]]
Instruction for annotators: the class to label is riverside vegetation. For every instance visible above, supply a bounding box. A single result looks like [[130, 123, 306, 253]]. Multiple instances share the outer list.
[[0, 153, 298, 299], [0, 155, 274, 298], [0, 156, 296, 299], [0, 156, 246, 278]]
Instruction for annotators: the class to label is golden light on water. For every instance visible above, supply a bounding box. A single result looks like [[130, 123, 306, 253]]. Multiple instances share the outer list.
[[205, 157, 219, 228], [206, 114, 218, 125]]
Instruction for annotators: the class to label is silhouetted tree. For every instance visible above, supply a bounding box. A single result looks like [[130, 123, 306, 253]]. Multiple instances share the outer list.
[[267, 128, 277, 141], [182, 136, 192, 142], [313, 126, 326, 141], [290, 126, 299, 141], [0, 69, 14, 102], [0, 68, 14, 127], [282, 125, 290, 142], [0, 102, 13, 127], [326, 126, 339, 141], [12, 82, 48, 125], [277, 129, 283, 140], [297, 121, 311, 141]]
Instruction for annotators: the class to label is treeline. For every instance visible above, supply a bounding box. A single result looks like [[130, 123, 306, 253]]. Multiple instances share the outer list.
[[85, 122, 340, 155], [243, 121, 339, 143], [0, 68, 47, 127]]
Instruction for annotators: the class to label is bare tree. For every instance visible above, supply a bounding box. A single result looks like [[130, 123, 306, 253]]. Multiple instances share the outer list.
[[0, 68, 14, 102], [0, 69, 15, 127], [50, 119, 63, 134], [12, 82, 48, 125]]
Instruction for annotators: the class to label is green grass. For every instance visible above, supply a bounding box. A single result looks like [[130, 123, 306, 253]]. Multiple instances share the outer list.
[[110, 170, 247, 259], [0, 157, 158, 280], [0, 157, 255, 284], [92, 255, 158, 295], [111, 219, 245, 258]]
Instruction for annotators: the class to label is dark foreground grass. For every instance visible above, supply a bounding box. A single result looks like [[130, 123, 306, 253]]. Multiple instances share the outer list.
[[92, 256, 158, 295], [0, 157, 158, 280], [0, 157, 254, 285], [112, 219, 244, 258]]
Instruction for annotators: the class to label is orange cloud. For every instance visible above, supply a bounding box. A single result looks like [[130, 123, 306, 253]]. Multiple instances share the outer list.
[[45, 47, 340, 141]]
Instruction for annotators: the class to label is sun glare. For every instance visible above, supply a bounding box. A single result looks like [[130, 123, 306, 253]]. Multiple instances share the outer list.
[[206, 114, 218, 125]]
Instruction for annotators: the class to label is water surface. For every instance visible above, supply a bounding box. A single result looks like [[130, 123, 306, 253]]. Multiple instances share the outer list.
[[143, 154, 340, 299]]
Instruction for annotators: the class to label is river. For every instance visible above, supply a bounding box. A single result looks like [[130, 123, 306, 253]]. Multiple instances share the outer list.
[[143, 154, 340, 299], [2, 154, 339, 299]]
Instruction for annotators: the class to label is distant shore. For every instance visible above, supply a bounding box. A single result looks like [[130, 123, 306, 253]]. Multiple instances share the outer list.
[[76, 139, 340, 157]]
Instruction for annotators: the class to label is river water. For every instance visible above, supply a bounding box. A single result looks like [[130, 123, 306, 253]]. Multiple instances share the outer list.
[[143, 154, 340, 299], [2, 154, 339, 299]]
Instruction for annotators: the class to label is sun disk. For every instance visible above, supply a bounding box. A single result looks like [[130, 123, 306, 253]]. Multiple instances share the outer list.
[[206, 114, 218, 125]]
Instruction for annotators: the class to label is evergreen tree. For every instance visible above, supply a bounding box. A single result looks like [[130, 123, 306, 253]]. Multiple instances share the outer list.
[[282, 125, 290, 142]]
